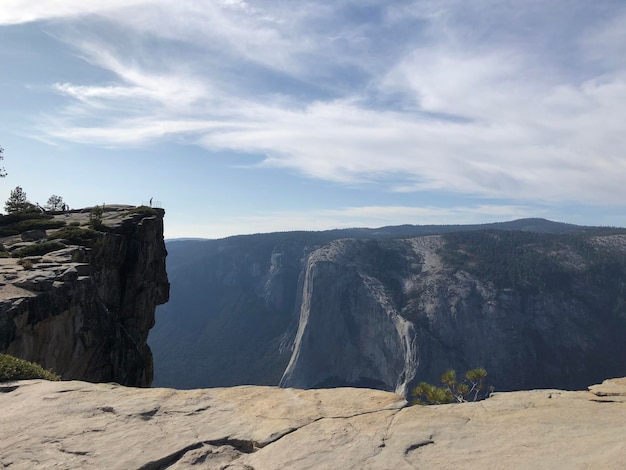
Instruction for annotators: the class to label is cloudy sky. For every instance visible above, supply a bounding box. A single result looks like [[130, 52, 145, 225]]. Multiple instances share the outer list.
[[1, 1, 625, 238]]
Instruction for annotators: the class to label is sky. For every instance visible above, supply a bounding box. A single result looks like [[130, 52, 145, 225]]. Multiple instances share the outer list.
[[1, 0, 625, 239]]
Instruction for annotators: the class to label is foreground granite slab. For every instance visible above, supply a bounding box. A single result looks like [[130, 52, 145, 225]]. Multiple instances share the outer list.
[[1, 378, 625, 469]]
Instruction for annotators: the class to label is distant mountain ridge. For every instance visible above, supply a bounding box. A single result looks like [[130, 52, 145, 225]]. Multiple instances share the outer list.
[[150, 218, 626, 393], [165, 218, 588, 243]]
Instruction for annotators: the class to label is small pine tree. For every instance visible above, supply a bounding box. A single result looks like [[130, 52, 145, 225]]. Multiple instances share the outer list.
[[4, 186, 30, 213], [412, 381, 455, 405], [45, 195, 64, 211], [412, 367, 491, 405], [89, 205, 104, 229]]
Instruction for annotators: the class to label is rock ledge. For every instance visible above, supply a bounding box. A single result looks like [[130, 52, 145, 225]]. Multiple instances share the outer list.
[[1, 377, 625, 469]]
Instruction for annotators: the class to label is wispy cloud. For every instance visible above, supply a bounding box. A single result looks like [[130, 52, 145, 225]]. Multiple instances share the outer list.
[[10, 1, 626, 207], [0, 0, 152, 24]]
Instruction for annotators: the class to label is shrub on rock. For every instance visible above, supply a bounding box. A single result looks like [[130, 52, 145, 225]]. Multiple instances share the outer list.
[[0, 354, 60, 381], [412, 368, 491, 405]]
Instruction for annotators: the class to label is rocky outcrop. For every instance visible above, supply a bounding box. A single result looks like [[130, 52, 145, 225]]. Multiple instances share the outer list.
[[0, 206, 169, 386], [1, 377, 625, 469]]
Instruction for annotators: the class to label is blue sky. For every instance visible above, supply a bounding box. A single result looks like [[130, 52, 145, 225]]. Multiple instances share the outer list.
[[1, 1, 625, 239]]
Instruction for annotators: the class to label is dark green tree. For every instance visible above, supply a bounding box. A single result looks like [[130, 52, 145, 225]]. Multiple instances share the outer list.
[[412, 367, 491, 405], [89, 205, 104, 229], [45, 195, 64, 211], [4, 186, 30, 213]]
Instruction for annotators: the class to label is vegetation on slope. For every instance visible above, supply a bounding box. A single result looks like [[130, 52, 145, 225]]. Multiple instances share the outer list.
[[48, 226, 99, 245], [126, 205, 159, 217], [439, 229, 626, 292], [0, 208, 66, 237], [11, 241, 67, 258], [0, 354, 60, 382]]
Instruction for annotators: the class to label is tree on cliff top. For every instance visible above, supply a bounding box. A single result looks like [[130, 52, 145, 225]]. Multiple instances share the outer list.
[[4, 186, 31, 213], [45, 195, 64, 211]]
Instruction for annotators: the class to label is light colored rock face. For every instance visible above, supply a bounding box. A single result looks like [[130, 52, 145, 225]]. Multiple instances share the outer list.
[[280, 238, 421, 395], [280, 235, 626, 393], [0, 206, 169, 386], [1, 378, 625, 469]]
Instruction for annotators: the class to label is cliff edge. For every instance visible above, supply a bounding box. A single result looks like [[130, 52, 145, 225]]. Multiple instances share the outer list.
[[0, 205, 169, 386], [1, 377, 625, 468]]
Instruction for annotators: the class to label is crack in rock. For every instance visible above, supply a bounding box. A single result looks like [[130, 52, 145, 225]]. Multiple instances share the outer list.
[[256, 418, 324, 449], [380, 407, 404, 448], [255, 404, 408, 450], [162, 406, 211, 417], [405, 437, 435, 455], [206, 438, 256, 454], [59, 448, 91, 456], [137, 438, 258, 470], [139, 407, 160, 420], [137, 442, 206, 470], [140, 404, 412, 469]]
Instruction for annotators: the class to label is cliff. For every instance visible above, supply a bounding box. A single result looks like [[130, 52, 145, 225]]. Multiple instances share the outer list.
[[280, 238, 420, 396], [281, 233, 626, 393], [1, 377, 625, 468], [150, 235, 313, 388], [0, 205, 169, 386], [150, 222, 626, 394]]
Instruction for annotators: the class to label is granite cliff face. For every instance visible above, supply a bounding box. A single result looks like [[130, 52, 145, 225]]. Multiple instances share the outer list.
[[281, 233, 626, 392], [280, 239, 420, 396], [150, 235, 310, 388], [151, 221, 626, 395], [0, 206, 169, 386]]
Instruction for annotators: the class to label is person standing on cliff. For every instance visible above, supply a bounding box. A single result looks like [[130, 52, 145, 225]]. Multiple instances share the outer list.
[[149, 197, 153, 208]]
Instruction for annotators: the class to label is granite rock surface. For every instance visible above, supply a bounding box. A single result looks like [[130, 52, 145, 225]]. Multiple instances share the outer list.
[[1, 377, 625, 469]]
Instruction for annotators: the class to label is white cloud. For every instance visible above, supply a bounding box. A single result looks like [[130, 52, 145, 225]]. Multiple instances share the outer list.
[[43, 119, 229, 145], [0, 0, 152, 24], [13, 1, 626, 207]]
